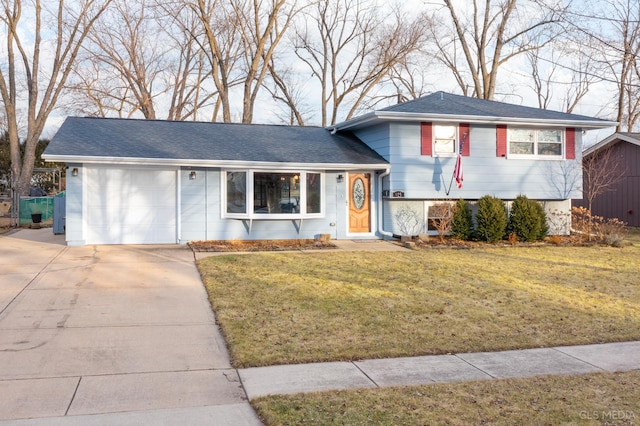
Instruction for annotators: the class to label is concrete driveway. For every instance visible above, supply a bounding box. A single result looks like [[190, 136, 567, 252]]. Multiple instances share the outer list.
[[0, 229, 261, 425]]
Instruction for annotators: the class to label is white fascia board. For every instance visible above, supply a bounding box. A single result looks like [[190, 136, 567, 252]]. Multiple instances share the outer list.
[[583, 132, 640, 156], [42, 154, 388, 171], [331, 111, 618, 131]]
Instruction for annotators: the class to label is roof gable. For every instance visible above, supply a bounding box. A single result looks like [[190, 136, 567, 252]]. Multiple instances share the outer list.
[[584, 132, 640, 157], [44, 117, 388, 167]]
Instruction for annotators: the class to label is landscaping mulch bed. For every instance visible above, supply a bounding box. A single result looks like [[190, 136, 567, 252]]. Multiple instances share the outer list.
[[403, 235, 587, 249], [188, 239, 337, 252]]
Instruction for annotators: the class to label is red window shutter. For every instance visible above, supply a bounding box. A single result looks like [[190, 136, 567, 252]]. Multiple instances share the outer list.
[[566, 128, 576, 159], [459, 123, 470, 156], [421, 122, 432, 156], [496, 125, 507, 157]]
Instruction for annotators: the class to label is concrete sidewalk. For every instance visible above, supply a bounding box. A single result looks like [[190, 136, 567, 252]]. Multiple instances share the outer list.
[[238, 341, 640, 399]]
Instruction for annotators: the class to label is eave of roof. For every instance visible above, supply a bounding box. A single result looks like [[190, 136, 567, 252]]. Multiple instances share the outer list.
[[330, 110, 618, 132], [583, 132, 640, 156], [41, 154, 389, 171]]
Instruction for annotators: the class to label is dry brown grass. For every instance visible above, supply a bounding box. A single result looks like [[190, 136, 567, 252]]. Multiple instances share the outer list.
[[253, 371, 640, 425], [627, 227, 640, 245], [198, 245, 640, 368]]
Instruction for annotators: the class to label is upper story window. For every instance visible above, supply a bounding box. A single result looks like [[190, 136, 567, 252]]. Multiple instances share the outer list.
[[433, 124, 457, 154], [224, 170, 323, 219], [421, 122, 470, 157], [508, 128, 563, 158]]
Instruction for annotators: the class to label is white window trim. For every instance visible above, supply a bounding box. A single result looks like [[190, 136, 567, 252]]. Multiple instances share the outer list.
[[507, 128, 565, 160], [432, 123, 459, 157], [222, 170, 325, 219]]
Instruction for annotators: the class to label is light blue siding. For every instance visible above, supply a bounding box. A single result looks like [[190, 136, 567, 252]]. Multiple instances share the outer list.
[[354, 124, 390, 160], [179, 169, 348, 242], [179, 168, 208, 242], [64, 163, 84, 246], [358, 122, 583, 201]]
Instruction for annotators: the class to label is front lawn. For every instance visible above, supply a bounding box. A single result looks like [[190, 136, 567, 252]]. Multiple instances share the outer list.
[[197, 245, 640, 368], [252, 370, 640, 425]]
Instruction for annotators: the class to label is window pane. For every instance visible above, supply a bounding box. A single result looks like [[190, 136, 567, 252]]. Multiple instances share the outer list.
[[226, 172, 247, 213], [510, 129, 534, 142], [254, 172, 300, 214], [306, 173, 321, 214], [539, 130, 562, 142], [509, 142, 534, 155], [434, 139, 455, 153], [427, 204, 451, 231], [434, 125, 456, 139], [539, 143, 562, 155]]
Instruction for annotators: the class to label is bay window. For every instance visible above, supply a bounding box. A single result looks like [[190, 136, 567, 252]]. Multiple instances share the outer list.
[[224, 170, 323, 218]]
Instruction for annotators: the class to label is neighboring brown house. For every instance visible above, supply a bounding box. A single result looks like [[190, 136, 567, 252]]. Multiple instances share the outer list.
[[574, 133, 640, 227]]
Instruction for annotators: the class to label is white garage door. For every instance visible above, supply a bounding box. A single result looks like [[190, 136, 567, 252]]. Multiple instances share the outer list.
[[86, 167, 177, 244]]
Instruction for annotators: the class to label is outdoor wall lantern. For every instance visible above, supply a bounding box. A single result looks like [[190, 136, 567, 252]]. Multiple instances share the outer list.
[[72, 167, 79, 177], [337, 174, 344, 183], [189, 170, 197, 180]]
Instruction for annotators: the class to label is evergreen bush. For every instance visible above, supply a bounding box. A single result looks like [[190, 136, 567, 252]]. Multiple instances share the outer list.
[[507, 195, 549, 242], [450, 198, 473, 240], [475, 195, 507, 242]]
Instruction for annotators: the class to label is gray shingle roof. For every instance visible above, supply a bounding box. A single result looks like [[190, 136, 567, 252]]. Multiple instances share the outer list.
[[45, 117, 388, 165], [381, 91, 613, 123]]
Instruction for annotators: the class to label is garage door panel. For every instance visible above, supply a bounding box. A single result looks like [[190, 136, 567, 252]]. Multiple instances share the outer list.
[[86, 167, 177, 244]]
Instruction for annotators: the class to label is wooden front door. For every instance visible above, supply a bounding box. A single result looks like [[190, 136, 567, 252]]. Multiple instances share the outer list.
[[349, 173, 371, 233]]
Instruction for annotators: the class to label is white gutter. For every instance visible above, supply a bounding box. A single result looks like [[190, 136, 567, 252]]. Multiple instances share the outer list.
[[330, 111, 618, 131], [377, 168, 393, 238], [42, 154, 388, 171]]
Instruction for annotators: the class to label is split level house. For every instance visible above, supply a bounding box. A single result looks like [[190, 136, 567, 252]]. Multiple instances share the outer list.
[[43, 91, 616, 246], [573, 132, 640, 228]]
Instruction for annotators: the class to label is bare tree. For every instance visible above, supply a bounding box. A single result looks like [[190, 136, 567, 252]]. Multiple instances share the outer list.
[[583, 146, 625, 211], [429, 0, 566, 100], [67, 0, 215, 121], [162, 10, 216, 121], [570, 0, 640, 131], [92, 1, 162, 119], [562, 53, 597, 114], [66, 60, 138, 118], [525, 44, 598, 113], [0, 0, 112, 197], [291, 0, 425, 126], [605, 0, 640, 131], [232, 0, 298, 124], [264, 60, 314, 125], [527, 49, 556, 110], [184, 0, 297, 123], [387, 53, 438, 103]]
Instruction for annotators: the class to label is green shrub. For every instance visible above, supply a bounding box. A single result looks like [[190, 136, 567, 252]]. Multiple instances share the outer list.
[[450, 199, 473, 240], [475, 195, 507, 242], [507, 195, 549, 242]]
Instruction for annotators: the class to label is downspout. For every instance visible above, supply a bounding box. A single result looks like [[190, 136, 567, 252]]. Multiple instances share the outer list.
[[377, 168, 393, 238]]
